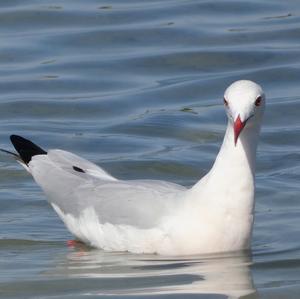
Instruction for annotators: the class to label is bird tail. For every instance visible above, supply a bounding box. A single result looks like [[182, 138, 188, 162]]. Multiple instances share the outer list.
[[0, 146, 28, 170], [0, 135, 47, 169]]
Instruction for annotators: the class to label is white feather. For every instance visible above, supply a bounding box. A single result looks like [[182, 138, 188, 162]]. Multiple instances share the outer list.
[[21, 80, 265, 255]]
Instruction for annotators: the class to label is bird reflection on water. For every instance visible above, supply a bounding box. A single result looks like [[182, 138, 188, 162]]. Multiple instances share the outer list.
[[50, 246, 258, 299]]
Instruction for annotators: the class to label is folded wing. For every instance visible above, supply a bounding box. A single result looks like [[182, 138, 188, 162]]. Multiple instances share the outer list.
[[29, 150, 185, 229]]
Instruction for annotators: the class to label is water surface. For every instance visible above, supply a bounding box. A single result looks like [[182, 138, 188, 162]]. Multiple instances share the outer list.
[[1, 0, 300, 298]]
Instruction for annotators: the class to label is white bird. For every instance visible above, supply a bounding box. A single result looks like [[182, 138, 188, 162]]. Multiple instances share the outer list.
[[4, 80, 265, 255]]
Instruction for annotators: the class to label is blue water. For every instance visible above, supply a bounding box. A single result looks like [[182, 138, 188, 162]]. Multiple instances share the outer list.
[[1, 0, 300, 298]]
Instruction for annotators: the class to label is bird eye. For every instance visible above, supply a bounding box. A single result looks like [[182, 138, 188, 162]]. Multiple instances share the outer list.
[[223, 98, 229, 107], [255, 96, 262, 107]]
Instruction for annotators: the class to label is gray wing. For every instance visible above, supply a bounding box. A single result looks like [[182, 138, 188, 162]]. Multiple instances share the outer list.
[[29, 150, 186, 229]]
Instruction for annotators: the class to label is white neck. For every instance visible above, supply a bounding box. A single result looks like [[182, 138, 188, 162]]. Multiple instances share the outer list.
[[190, 118, 261, 215]]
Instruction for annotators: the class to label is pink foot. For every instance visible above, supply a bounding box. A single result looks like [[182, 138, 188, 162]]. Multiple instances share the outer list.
[[67, 239, 84, 248]]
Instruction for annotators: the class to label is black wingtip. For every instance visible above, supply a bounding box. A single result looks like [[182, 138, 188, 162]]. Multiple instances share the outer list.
[[10, 135, 47, 164]]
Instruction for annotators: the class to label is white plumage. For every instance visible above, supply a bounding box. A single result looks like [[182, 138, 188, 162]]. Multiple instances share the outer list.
[[8, 80, 265, 255]]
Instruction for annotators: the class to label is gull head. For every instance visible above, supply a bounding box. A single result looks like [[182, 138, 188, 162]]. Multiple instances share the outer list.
[[223, 80, 265, 146]]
